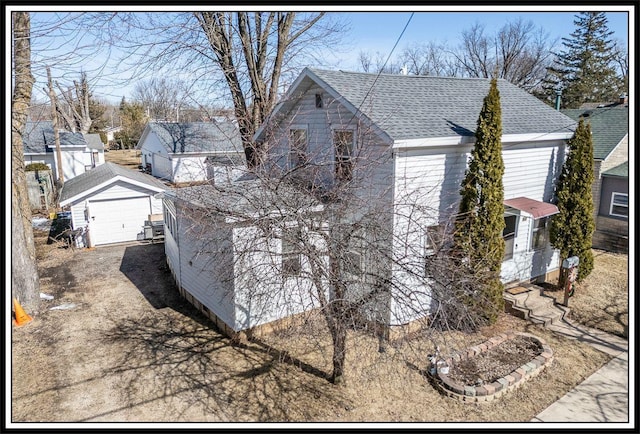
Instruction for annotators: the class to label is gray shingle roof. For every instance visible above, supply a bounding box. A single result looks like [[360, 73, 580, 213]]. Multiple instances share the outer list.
[[59, 162, 168, 204], [602, 161, 628, 178], [23, 121, 87, 153], [145, 122, 243, 154], [173, 176, 320, 218], [300, 68, 576, 141], [83, 133, 105, 150], [561, 107, 628, 161]]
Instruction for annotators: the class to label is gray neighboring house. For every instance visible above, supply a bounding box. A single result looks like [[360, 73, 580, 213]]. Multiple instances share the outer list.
[[59, 162, 168, 247], [137, 121, 246, 184], [23, 120, 105, 181], [562, 106, 629, 252]]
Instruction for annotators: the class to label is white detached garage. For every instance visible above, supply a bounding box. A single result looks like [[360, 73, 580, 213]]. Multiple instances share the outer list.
[[59, 162, 169, 247]]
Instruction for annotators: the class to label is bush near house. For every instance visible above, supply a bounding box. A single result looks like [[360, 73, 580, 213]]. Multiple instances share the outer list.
[[26, 162, 50, 171]]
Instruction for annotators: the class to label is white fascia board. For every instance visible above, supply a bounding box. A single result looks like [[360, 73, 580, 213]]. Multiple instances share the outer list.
[[168, 151, 244, 158], [393, 132, 574, 150], [59, 175, 167, 207], [224, 204, 325, 224]]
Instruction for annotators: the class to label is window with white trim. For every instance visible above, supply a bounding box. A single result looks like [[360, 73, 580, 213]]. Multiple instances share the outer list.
[[334, 129, 354, 181], [610, 192, 628, 218], [288, 128, 308, 168], [424, 225, 443, 257], [282, 236, 302, 276], [503, 215, 517, 260], [344, 230, 366, 277], [531, 217, 550, 251]]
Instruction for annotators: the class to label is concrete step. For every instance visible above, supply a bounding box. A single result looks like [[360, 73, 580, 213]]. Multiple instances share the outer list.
[[504, 284, 570, 327]]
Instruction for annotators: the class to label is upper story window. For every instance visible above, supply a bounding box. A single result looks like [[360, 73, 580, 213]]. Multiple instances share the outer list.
[[334, 129, 354, 181], [315, 93, 323, 108], [503, 214, 517, 260], [289, 128, 308, 168], [610, 192, 628, 218]]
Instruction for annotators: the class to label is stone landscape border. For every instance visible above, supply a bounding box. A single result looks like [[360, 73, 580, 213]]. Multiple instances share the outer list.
[[434, 332, 554, 403]]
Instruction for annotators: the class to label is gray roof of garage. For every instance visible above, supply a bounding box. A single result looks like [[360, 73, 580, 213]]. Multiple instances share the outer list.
[[59, 162, 168, 204]]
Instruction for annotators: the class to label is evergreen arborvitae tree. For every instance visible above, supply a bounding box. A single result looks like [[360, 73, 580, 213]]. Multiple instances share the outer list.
[[538, 12, 623, 108], [550, 118, 595, 284], [454, 77, 505, 324]]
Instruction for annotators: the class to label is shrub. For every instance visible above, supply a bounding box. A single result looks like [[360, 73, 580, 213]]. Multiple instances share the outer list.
[[25, 162, 50, 171]]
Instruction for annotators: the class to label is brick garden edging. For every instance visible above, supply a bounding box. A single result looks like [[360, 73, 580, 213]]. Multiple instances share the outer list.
[[433, 332, 553, 403]]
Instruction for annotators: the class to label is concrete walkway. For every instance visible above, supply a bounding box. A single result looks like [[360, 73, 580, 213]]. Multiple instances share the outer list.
[[531, 318, 630, 423]]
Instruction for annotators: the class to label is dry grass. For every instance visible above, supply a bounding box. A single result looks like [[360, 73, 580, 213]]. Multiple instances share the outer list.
[[105, 149, 140, 170], [13, 235, 625, 423], [542, 249, 628, 338]]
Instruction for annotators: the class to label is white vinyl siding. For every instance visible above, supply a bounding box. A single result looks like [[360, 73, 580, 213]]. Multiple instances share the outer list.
[[64, 180, 164, 247], [178, 211, 237, 329]]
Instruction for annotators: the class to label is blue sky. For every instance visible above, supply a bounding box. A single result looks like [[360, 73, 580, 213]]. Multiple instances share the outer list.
[[327, 10, 629, 70], [5, 6, 633, 105]]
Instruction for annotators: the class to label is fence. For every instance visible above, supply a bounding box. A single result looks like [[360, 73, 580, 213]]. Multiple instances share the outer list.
[[26, 170, 55, 211]]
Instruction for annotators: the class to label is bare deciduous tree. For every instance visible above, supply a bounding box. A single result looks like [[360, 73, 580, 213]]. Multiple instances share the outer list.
[[451, 19, 555, 92], [167, 108, 494, 385], [12, 11, 41, 314], [133, 77, 190, 122]]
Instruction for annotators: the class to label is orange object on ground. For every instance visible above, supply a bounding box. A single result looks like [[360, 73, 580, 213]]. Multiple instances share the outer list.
[[13, 298, 33, 327]]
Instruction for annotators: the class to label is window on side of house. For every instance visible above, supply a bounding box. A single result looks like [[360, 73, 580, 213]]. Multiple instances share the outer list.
[[610, 192, 628, 218], [503, 215, 517, 260], [315, 93, 323, 108], [282, 236, 302, 276], [343, 230, 366, 277], [334, 129, 354, 181], [424, 225, 443, 257], [289, 128, 308, 168], [531, 216, 550, 251]]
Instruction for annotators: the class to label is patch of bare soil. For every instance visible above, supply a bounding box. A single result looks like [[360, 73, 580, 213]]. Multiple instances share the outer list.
[[104, 149, 140, 170], [10, 229, 616, 424], [447, 335, 541, 386]]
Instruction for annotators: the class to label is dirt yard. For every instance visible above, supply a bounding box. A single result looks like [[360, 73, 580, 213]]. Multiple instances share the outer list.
[[104, 149, 140, 170], [11, 226, 621, 424]]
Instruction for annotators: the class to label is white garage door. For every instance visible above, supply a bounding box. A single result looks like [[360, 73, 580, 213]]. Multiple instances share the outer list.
[[88, 196, 151, 245]]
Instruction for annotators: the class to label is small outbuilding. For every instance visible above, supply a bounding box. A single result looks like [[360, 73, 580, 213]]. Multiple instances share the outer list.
[[58, 162, 169, 247], [137, 121, 246, 184]]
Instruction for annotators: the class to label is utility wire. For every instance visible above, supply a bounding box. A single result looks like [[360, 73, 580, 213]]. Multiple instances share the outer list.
[[349, 12, 414, 124]]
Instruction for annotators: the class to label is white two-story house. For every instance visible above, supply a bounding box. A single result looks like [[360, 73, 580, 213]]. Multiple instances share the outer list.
[[162, 68, 578, 335]]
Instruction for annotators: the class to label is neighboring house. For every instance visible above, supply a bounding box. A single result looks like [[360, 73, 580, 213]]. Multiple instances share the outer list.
[[23, 120, 105, 181], [137, 121, 246, 184], [594, 162, 629, 252], [562, 106, 629, 252], [164, 67, 577, 335], [59, 162, 168, 247]]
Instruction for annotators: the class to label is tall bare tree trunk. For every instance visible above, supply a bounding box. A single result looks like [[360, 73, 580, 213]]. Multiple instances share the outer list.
[[47, 66, 64, 185], [12, 11, 40, 314]]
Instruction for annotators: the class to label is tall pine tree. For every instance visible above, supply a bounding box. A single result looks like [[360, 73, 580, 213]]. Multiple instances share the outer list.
[[550, 118, 595, 284], [454, 77, 505, 324], [538, 12, 623, 108]]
